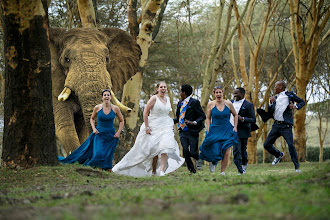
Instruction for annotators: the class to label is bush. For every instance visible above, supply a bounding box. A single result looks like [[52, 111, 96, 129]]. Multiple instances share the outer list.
[[257, 146, 330, 163], [306, 146, 330, 162]]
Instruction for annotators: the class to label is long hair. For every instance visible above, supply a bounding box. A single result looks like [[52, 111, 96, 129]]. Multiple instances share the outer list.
[[154, 81, 166, 95]]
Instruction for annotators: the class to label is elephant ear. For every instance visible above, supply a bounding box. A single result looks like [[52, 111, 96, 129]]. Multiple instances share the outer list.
[[100, 28, 141, 93], [49, 28, 67, 95], [49, 27, 67, 57]]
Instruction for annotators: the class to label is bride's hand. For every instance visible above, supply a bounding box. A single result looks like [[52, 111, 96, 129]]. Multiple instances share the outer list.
[[145, 127, 151, 135]]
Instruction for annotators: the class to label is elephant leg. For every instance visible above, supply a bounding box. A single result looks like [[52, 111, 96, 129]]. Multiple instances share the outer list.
[[74, 110, 90, 144], [78, 124, 90, 144]]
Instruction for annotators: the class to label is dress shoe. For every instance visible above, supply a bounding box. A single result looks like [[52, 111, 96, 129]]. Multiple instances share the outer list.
[[196, 159, 203, 170], [242, 165, 247, 173], [209, 163, 216, 173], [190, 168, 196, 174], [272, 152, 284, 166]]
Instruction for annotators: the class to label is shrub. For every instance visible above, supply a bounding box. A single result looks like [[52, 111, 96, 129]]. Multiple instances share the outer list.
[[257, 146, 330, 163]]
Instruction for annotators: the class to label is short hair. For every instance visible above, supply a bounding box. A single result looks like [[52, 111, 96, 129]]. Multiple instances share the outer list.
[[278, 81, 286, 90], [181, 84, 193, 96], [236, 87, 245, 95]]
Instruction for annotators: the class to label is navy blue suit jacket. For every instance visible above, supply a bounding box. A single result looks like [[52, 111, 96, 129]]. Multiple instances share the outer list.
[[231, 99, 258, 138], [174, 98, 206, 136], [268, 91, 305, 125]]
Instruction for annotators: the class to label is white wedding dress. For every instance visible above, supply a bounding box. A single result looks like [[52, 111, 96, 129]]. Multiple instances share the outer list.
[[112, 95, 184, 177]]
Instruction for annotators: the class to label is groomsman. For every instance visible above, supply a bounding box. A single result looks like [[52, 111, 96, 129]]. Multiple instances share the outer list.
[[174, 84, 206, 173], [230, 87, 258, 174], [262, 81, 305, 173]]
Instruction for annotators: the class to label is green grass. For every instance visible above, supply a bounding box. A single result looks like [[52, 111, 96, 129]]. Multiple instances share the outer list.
[[0, 162, 329, 219]]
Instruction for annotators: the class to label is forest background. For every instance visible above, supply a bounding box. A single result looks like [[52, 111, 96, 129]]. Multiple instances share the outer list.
[[0, 0, 329, 167]]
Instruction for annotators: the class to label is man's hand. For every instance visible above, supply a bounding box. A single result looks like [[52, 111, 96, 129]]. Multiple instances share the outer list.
[[238, 115, 244, 121], [185, 119, 197, 125], [289, 101, 297, 109], [269, 96, 276, 104]]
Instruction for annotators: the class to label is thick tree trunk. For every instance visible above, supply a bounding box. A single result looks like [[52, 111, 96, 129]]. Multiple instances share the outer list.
[[288, 0, 329, 161], [294, 79, 307, 161], [294, 103, 307, 161], [1, 0, 57, 168]]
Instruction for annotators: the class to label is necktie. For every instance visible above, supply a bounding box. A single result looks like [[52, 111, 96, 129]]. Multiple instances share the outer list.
[[178, 101, 188, 131]]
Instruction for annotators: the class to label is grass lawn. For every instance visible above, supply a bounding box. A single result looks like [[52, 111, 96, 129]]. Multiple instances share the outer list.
[[0, 161, 329, 220]]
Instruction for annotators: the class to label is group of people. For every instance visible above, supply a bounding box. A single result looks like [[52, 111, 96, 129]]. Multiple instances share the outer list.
[[59, 80, 305, 177]]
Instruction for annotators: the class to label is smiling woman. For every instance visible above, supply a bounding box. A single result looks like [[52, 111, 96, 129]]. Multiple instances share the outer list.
[[112, 82, 184, 177], [58, 89, 125, 171]]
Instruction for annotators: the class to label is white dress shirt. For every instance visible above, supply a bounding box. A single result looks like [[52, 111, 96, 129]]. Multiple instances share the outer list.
[[230, 98, 245, 126], [182, 95, 192, 106], [273, 91, 289, 121]]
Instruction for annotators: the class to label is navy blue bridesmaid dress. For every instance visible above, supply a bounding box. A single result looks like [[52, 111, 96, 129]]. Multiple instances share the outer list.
[[199, 105, 239, 165], [58, 108, 118, 169]]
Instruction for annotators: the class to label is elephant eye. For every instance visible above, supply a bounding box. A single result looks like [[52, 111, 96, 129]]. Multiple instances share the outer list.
[[65, 57, 70, 63], [106, 57, 109, 63]]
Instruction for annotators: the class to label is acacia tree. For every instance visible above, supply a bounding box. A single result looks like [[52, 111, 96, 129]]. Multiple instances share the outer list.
[[288, 0, 329, 161], [232, 0, 281, 163], [200, 0, 250, 110], [0, 0, 57, 167], [120, 0, 168, 153]]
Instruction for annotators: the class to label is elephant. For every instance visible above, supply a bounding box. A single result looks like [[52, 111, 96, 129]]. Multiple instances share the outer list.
[[49, 27, 141, 154]]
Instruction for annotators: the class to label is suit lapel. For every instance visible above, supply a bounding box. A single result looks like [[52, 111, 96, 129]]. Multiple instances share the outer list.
[[238, 100, 246, 115], [186, 98, 193, 110]]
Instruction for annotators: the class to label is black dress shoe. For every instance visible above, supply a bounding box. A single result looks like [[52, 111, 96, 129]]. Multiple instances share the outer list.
[[190, 169, 196, 174]]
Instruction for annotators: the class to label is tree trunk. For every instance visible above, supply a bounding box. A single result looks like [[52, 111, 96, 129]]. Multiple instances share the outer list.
[[294, 102, 307, 161], [201, 0, 250, 110], [318, 112, 323, 162], [238, 0, 279, 164], [288, 0, 329, 161], [77, 0, 97, 28], [119, 0, 165, 157], [1, 0, 57, 168], [127, 0, 139, 39], [262, 124, 269, 163]]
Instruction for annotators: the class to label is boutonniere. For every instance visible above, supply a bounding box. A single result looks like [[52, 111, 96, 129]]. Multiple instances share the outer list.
[[290, 95, 293, 97]]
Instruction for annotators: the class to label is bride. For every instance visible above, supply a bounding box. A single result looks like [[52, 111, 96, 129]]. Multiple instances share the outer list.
[[112, 82, 184, 177]]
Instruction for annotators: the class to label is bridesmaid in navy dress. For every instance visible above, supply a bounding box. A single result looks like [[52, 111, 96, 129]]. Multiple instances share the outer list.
[[199, 86, 239, 175], [58, 89, 124, 171]]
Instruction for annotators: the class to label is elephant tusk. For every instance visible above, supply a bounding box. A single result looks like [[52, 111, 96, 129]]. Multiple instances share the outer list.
[[58, 87, 72, 101], [110, 90, 132, 113]]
